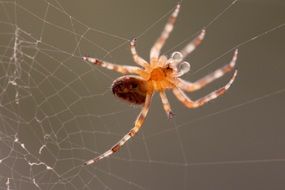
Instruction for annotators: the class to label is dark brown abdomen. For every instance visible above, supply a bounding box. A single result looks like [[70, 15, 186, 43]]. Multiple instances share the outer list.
[[112, 76, 147, 105]]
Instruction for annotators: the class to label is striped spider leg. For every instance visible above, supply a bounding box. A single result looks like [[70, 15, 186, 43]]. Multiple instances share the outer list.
[[82, 56, 144, 75], [85, 93, 153, 165], [171, 50, 238, 109], [150, 3, 181, 63]]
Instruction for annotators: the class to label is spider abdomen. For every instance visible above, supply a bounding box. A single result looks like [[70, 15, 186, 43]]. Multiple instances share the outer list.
[[112, 76, 147, 105]]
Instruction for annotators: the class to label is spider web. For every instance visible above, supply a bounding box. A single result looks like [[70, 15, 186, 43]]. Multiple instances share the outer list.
[[0, 0, 285, 189]]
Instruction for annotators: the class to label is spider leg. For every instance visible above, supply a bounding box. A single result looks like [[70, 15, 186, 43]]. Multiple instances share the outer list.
[[159, 91, 174, 119], [130, 38, 149, 68], [174, 49, 238, 92], [150, 3, 181, 61], [180, 29, 206, 59], [82, 56, 143, 75], [84, 93, 153, 165], [172, 70, 237, 108]]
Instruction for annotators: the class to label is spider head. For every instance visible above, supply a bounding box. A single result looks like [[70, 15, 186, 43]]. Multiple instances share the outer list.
[[112, 76, 147, 105], [165, 51, 190, 77]]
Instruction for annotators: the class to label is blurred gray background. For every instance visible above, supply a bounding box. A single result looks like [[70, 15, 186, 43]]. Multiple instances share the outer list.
[[0, 0, 284, 189]]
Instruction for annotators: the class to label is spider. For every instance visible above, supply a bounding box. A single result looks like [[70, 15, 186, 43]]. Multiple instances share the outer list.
[[82, 3, 238, 165]]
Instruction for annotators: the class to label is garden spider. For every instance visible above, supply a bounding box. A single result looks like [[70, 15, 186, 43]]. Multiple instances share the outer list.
[[82, 3, 238, 165]]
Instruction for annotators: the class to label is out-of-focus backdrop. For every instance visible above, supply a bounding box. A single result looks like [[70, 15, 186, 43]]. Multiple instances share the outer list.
[[0, 0, 284, 189]]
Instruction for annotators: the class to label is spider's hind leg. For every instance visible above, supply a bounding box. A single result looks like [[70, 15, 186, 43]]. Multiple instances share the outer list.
[[84, 93, 153, 165]]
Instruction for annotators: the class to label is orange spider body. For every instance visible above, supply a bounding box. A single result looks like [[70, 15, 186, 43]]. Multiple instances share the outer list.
[[112, 63, 175, 105], [147, 66, 175, 91], [83, 3, 238, 165]]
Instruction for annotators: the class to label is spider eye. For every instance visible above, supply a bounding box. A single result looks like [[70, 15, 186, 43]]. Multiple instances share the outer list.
[[176, 61, 190, 77]]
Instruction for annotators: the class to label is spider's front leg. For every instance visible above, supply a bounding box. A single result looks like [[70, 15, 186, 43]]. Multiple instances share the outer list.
[[173, 70, 237, 108], [82, 56, 143, 75], [174, 49, 238, 92], [84, 93, 153, 165], [180, 29, 206, 59], [150, 3, 181, 61]]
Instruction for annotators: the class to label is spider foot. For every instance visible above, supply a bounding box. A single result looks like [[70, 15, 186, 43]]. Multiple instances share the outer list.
[[83, 158, 97, 166], [167, 111, 175, 119], [83, 155, 104, 165], [83, 149, 114, 165], [130, 38, 137, 46], [82, 56, 102, 65], [82, 56, 87, 61]]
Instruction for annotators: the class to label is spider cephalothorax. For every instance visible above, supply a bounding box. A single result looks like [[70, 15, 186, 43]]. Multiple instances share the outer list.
[[111, 51, 192, 106], [83, 3, 238, 165]]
